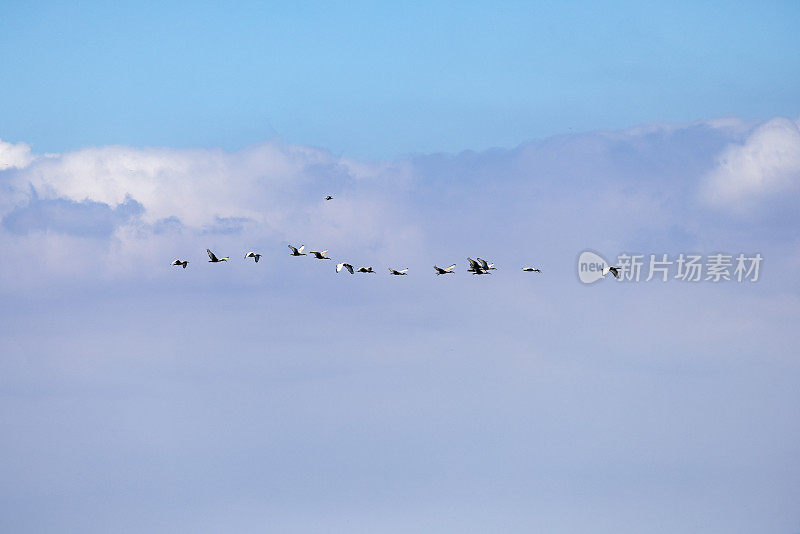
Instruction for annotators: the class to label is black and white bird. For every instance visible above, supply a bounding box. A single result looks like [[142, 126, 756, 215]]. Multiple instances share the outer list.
[[207, 249, 229, 262], [310, 250, 331, 260], [171, 260, 189, 269], [357, 267, 375, 273], [434, 264, 456, 275], [477, 258, 496, 271], [288, 244, 306, 256], [336, 262, 354, 274], [325, 195, 333, 200], [389, 268, 408, 275], [245, 252, 262, 263], [522, 267, 542, 273], [602, 266, 620, 279], [467, 258, 492, 275], [467, 258, 489, 274]]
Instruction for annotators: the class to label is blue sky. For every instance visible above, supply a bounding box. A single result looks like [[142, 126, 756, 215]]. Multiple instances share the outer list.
[[1, 1, 799, 156], [1, 3, 800, 533]]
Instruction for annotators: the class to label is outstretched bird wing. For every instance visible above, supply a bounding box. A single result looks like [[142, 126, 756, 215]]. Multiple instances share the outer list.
[[603, 266, 620, 278], [207, 249, 218, 262], [445, 264, 456, 272]]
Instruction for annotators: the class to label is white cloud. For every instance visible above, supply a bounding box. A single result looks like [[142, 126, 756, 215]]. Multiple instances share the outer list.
[[2, 116, 798, 291], [11, 143, 324, 227], [0, 140, 421, 289], [1, 141, 416, 235], [701, 117, 800, 210], [0, 139, 35, 170]]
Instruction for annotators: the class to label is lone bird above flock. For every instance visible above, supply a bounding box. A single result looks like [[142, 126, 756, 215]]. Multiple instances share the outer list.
[[288, 244, 306, 256], [434, 264, 456, 275], [171, 260, 189, 269], [357, 267, 374, 273], [310, 250, 330, 260], [602, 266, 620, 279], [245, 252, 262, 263], [336, 262, 354, 274], [522, 267, 541, 273], [207, 249, 229, 263], [325, 196, 333, 201], [389, 268, 408, 275]]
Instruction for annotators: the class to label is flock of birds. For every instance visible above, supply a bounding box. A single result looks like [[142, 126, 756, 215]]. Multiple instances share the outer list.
[[170, 196, 622, 279], [171, 248, 556, 277]]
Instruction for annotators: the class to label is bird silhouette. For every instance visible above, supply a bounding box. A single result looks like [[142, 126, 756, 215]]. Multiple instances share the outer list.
[[207, 249, 229, 262], [288, 245, 306, 256], [434, 264, 456, 275], [336, 262, 354, 274]]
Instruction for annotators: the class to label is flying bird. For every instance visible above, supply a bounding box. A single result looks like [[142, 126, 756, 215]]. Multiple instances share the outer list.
[[389, 268, 408, 275], [467, 258, 489, 275], [171, 260, 189, 269], [310, 250, 331, 260], [207, 249, 229, 262], [245, 252, 262, 263], [336, 262, 354, 274], [477, 258, 496, 271], [434, 264, 456, 275], [325, 195, 333, 200], [522, 267, 542, 273], [602, 266, 620, 279], [356, 267, 374, 273], [288, 244, 306, 256]]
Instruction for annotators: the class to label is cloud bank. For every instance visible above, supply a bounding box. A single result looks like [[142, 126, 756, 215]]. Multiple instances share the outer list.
[[2, 117, 797, 292], [1, 120, 799, 534], [701, 117, 800, 210]]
